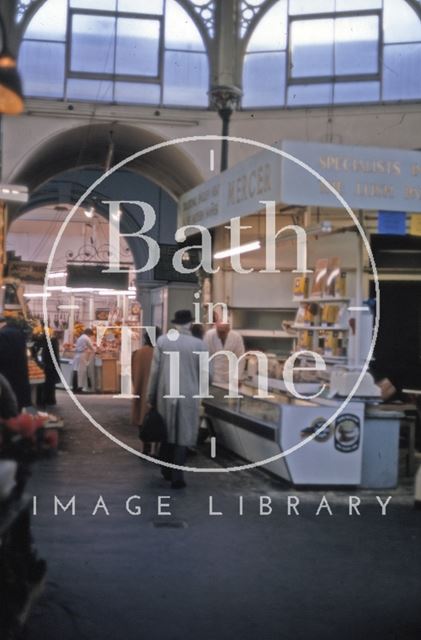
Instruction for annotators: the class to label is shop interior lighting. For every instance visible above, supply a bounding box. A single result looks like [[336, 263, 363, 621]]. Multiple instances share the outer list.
[[46, 285, 65, 291], [60, 287, 97, 293], [58, 304, 80, 310], [47, 272, 67, 279], [0, 183, 28, 203], [84, 207, 95, 218], [98, 289, 133, 296], [214, 241, 261, 260], [23, 292, 51, 298]]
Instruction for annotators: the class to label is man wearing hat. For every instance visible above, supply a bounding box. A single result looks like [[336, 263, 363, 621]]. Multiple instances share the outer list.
[[147, 309, 206, 488]]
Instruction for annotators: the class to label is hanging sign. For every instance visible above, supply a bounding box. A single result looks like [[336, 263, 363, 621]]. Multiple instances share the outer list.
[[409, 214, 421, 236], [7, 260, 47, 284], [281, 141, 421, 213], [378, 211, 406, 235]]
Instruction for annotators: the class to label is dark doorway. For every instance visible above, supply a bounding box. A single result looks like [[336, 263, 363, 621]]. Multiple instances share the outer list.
[[370, 280, 421, 390]]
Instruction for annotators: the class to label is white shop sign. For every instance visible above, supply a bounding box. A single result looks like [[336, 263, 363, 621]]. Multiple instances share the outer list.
[[281, 140, 421, 213], [178, 140, 421, 229], [178, 149, 281, 229]]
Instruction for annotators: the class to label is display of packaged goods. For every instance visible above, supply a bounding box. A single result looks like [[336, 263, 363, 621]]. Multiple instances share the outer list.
[[325, 257, 340, 297], [325, 331, 339, 355], [321, 304, 340, 325], [336, 332, 346, 357], [316, 330, 326, 353], [336, 271, 347, 297], [310, 258, 329, 297], [293, 275, 309, 299], [298, 330, 313, 350], [305, 302, 319, 324]]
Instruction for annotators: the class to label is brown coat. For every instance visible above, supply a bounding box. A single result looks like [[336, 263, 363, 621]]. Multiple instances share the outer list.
[[131, 345, 154, 426]]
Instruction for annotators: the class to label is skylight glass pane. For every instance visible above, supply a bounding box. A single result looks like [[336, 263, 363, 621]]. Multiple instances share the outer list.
[[383, 44, 421, 100], [242, 52, 285, 107], [66, 79, 113, 101], [118, 0, 164, 13], [289, 0, 334, 14], [383, 0, 421, 44], [335, 16, 379, 75], [70, 0, 116, 8], [165, 0, 205, 51], [336, 0, 381, 8], [163, 51, 208, 105], [116, 18, 160, 77], [23, 0, 67, 41], [71, 14, 115, 74], [287, 83, 332, 106], [115, 82, 161, 104], [290, 19, 334, 78], [246, 0, 287, 52], [19, 41, 65, 97], [334, 81, 379, 103]]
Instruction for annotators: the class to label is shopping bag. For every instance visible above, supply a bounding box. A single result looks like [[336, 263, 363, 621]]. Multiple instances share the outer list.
[[139, 408, 167, 443]]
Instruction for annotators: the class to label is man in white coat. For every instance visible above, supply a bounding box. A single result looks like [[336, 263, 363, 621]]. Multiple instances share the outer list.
[[204, 321, 246, 388], [147, 309, 206, 489]]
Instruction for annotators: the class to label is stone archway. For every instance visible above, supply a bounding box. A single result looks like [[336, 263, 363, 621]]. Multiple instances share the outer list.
[[6, 123, 204, 322]]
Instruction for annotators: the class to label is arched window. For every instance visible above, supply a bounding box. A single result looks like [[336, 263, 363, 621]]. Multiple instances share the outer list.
[[18, 0, 210, 107], [242, 0, 421, 108]]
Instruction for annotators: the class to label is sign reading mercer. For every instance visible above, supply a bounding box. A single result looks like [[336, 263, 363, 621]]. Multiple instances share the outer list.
[[178, 140, 421, 231]]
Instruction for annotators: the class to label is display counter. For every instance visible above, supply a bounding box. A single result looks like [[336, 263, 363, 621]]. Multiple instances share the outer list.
[[203, 383, 402, 487], [59, 354, 120, 394]]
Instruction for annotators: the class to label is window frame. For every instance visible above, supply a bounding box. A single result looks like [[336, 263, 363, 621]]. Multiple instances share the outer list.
[[287, 9, 383, 86], [18, 0, 211, 107], [66, 8, 165, 86]]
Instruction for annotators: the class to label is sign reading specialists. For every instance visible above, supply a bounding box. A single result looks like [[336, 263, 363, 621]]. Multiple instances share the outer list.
[[178, 140, 421, 231], [281, 140, 421, 213]]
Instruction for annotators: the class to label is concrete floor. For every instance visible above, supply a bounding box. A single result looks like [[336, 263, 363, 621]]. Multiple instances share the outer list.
[[25, 392, 421, 640]]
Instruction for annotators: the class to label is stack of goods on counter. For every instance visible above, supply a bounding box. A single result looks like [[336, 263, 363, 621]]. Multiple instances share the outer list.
[[27, 358, 45, 383]]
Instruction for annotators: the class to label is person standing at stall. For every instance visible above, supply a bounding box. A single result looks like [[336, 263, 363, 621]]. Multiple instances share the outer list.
[[147, 310, 206, 489], [204, 320, 246, 387], [132, 327, 162, 455], [0, 316, 32, 410], [72, 328, 96, 393], [32, 323, 61, 407]]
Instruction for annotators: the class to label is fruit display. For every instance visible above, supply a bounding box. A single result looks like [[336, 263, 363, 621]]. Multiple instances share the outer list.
[[73, 322, 85, 338], [27, 358, 45, 383]]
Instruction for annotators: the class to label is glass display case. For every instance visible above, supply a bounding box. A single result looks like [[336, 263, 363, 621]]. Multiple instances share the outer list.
[[238, 395, 281, 427]]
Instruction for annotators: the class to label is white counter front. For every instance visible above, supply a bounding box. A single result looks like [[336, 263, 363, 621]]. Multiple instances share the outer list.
[[203, 385, 390, 487]]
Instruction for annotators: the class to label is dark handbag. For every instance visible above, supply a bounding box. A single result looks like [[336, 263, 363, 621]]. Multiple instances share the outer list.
[[139, 408, 167, 443]]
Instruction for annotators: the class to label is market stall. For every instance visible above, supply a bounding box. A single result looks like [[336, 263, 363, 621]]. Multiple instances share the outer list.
[[179, 139, 421, 487]]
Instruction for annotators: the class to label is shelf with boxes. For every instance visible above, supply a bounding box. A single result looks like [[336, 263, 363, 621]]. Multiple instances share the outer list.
[[291, 257, 353, 363]]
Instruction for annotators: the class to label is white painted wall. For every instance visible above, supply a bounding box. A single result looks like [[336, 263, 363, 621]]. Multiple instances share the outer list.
[[3, 100, 421, 187]]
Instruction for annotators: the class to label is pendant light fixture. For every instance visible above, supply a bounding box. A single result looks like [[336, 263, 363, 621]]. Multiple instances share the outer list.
[[0, 52, 24, 115]]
